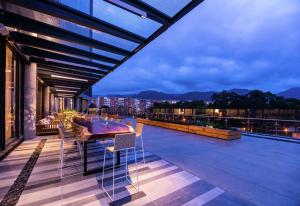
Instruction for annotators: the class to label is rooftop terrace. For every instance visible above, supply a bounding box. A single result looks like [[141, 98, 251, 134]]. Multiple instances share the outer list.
[[0, 120, 299, 206]]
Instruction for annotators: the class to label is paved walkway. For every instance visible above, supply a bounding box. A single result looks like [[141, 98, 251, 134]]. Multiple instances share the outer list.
[[141, 124, 300, 206], [0, 135, 251, 206]]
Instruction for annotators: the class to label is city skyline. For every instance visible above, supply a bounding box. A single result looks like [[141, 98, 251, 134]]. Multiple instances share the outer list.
[[93, 0, 300, 95]]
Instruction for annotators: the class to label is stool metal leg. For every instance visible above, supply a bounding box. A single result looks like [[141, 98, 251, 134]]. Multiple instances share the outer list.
[[112, 151, 115, 200], [60, 139, 64, 179], [140, 135, 145, 165], [101, 148, 106, 190], [134, 148, 140, 192], [125, 149, 129, 182], [76, 140, 83, 163]]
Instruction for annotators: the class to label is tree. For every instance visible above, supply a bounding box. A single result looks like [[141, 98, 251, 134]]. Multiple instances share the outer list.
[[245, 90, 267, 109]]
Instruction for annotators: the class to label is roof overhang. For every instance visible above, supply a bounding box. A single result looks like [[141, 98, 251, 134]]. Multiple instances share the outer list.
[[1, 0, 204, 96]]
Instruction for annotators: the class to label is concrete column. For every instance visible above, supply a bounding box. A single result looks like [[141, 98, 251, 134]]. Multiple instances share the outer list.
[[43, 86, 50, 116], [54, 97, 58, 112], [24, 63, 37, 139], [50, 93, 55, 114], [75, 98, 80, 111]]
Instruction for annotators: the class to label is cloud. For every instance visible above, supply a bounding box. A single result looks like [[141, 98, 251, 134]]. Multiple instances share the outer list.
[[93, 0, 300, 95]]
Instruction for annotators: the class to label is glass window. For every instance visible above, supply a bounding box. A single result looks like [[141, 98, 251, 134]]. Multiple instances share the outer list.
[[5, 46, 16, 143]]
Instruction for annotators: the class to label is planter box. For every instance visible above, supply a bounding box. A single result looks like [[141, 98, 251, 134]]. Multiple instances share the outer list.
[[36, 123, 59, 136], [137, 118, 241, 140]]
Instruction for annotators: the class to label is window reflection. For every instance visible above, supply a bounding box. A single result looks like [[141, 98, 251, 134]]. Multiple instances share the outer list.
[[5, 46, 16, 143]]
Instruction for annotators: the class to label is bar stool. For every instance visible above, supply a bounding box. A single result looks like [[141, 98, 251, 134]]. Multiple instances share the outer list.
[[115, 119, 122, 124], [58, 124, 83, 179], [134, 123, 145, 164], [126, 121, 132, 127], [101, 133, 139, 201]]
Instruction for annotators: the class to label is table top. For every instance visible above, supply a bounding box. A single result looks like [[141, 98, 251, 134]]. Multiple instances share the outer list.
[[81, 119, 132, 141]]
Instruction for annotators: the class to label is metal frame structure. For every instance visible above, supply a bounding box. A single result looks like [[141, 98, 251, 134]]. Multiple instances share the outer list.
[[0, 37, 26, 153], [1, 0, 204, 97], [0, 36, 6, 150]]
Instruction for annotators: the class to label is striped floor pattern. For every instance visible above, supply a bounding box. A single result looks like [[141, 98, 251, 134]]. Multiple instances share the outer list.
[[0, 136, 252, 206]]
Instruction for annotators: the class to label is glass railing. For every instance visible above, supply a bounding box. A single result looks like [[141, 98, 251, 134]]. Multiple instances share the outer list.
[[141, 113, 300, 138]]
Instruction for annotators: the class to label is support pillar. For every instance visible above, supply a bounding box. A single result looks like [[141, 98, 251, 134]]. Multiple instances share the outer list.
[[24, 63, 37, 139], [50, 93, 55, 114], [43, 86, 50, 116], [54, 97, 59, 113]]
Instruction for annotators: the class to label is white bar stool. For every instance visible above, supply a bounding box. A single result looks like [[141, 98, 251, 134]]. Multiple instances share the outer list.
[[58, 123, 83, 179], [101, 133, 139, 201], [135, 123, 145, 164]]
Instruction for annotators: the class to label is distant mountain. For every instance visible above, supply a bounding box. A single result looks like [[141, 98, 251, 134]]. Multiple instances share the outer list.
[[130, 89, 252, 101], [229, 88, 251, 95], [278, 87, 300, 99], [176, 91, 215, 101], [131, 90, 178, 100], [98, 87, 299, 101]]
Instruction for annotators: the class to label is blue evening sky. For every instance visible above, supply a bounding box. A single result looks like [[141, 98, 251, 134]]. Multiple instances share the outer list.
[[93, 0, 300, 95]]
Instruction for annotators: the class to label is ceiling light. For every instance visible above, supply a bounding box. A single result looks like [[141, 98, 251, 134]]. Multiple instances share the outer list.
[[51, 75, 88, 82], [54, 86, 81, 90], [55, 89, 77, 93], [56, 95, 74, 97]]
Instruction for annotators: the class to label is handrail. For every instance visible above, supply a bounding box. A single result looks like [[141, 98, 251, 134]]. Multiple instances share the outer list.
[[149, 113, 300, 123]]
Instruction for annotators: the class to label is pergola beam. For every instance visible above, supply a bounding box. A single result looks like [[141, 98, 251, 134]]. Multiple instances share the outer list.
[[0, 10, 131, 56], [41, 77, 96, 86], [38, 67, 102, 80], [46, 81, 90, 88], [107, 0, 171, 24], [30, 57, 107, 75], [10, 32, 120, 64], [110, 0, 205, 72], [39, 74, 97, 84], [5, 0, 146, 44], [38, 64, 103, 78], [23, 46, 112, 70]]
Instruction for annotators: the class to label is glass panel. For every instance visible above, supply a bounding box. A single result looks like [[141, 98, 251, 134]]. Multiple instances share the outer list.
[[5, 46, 16, 143], [60, 20, 90, 37], [60, 0, 90, 14], [59, 0, 143, 47], [141, 0, 192, 17], [91, 59, 115, 67], [93, 0, 161, 38], [92, 30, 139, 51], [92, 48, 124, 60], [29, 33, 121, 63]]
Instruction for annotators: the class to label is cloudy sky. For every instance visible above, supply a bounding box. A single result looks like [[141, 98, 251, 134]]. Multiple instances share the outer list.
[[93, 0, 300, 95]]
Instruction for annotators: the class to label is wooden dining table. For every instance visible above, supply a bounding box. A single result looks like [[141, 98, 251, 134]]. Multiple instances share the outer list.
[[78, 119, 132, 176]]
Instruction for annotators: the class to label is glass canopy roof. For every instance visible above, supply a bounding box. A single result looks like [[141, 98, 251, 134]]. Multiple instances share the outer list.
[[1, 0, 204, 96]]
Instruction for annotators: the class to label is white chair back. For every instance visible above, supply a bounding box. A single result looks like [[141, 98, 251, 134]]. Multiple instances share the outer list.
[[57, 124, 65, 139], [79, 126, 91, 141], [114, 133, 136, 151], [136, 123, 143, 137], [71, 122, 81, 135]]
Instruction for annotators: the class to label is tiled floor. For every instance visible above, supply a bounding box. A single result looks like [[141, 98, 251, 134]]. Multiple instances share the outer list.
[[0, 135, 252, 206], [140, 124, 300, 206]]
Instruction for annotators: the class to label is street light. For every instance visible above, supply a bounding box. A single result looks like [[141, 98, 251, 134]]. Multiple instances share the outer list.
[[284, 128, 288, 136]]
